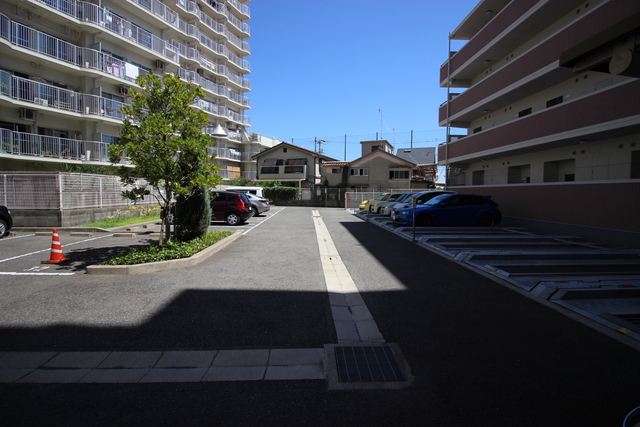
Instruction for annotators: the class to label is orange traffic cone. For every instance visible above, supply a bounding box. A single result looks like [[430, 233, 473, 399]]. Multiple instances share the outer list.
[[42, 229, 67, 264]]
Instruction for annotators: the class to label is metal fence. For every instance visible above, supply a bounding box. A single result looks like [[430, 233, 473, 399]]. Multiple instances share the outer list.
[[344, 189, 416, 210], [0, 173, 159, 210]]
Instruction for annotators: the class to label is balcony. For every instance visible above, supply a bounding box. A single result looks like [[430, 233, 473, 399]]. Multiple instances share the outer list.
[[0, 13, 153, 84], [437, 79, 640, 164], [0, 129, 114, 163], [259, 165, 307, 181], [0, 71, 127, 121], [26, 0, 178, 63]]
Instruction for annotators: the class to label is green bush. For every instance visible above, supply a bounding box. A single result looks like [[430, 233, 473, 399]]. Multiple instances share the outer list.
[[175, 187, 211, 241], [264, 186, 299, 201], [101, 231, 234, 265]]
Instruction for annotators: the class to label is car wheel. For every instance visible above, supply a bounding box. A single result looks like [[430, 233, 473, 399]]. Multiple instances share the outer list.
[[479, 214, 495, 227], [369, 205, 375, 212], [225, 212, 241, 226], [0, 219, 6, 238], [252, 206, 259, 217], [376, 207, 382, 214], [415, 214, 431, 227]]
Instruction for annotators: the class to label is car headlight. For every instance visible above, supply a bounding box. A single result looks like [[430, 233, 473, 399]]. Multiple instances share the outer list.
[[397, 210, 409, 215]]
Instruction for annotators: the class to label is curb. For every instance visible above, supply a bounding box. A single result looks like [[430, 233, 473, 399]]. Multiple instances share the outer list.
[[85, 232, 242, 275]]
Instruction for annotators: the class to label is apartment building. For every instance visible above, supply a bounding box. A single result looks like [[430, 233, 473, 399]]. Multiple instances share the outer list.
[[438, 0, 640, 247], [0, 0, 267, 181]]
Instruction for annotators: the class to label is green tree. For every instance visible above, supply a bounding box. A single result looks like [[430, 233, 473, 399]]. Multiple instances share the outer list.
[[175, 186, 211, 241], [108, 73, 221, 244]]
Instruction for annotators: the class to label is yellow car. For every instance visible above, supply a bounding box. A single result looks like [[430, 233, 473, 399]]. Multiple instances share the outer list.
[[359, 193, 389, 211]]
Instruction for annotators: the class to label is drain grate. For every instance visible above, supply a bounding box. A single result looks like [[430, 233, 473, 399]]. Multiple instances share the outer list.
[[334, 346, 406, 383]]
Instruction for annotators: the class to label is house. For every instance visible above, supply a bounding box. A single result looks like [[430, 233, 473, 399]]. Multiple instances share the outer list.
[[254, 142, 338, 189], [396, 147, 437, 184], [322, 140, 434, 190], [438, 0, 640, 247]]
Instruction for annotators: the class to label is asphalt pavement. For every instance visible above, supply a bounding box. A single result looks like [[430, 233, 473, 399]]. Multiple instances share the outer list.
[[0, 207, 638, 426]]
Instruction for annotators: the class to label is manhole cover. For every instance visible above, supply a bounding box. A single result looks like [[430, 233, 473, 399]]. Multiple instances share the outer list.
[[334, 346, 406, 383]]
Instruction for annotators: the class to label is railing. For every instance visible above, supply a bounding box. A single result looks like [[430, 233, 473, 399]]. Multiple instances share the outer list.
[[32, 0, 178, 62], [0, 12, 149, 84], [209, 146, 241, 161], [218, 168, 242, 179], [127, 0, 180, 30], [0, 129, 113, 162], [0, 71, 127, 120], [259, 165, 307, 179]]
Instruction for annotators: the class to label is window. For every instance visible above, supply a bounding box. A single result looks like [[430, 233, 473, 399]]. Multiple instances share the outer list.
[[632, 150, 640, 179], [543, 159, 575, 182], [38, 128, 68, 138], [546, 96, 563, 108], [508, 164, 530, 184], [102, 134, 120, 145], [518, 107, 532, 118], [472, 170, 484, 185], [350, 168, 368, 176], [389, 170, 410, 180], [331, 168, 339, 174], [473, 126, 482, 134]]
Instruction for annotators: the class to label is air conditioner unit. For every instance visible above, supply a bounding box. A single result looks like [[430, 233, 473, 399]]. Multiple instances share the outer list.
[[119, 86, 130, 96], [155, 60, 166, 71], [20, 108, 37, 121], [196, 68, 204, 76]]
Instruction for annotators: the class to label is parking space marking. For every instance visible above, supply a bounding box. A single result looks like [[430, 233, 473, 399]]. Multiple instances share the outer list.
[[0, 234, 113, 264], [312, 209, 385, 343], [0, 272, 75, 276], [242, 207, 285, 235]]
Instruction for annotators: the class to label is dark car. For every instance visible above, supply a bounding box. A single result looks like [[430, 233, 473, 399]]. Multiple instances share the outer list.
[[0, 205, 13, 238], [393, 193, 501, 227], [244, 193, 270, 216], [210, 191, 253, 225], [390, 190, 456, 218]]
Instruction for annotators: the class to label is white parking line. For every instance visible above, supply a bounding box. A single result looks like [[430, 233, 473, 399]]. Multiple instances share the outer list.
[[242, 207, 285, 235], [0, 234, 113, 264], [0, 272, 75, 276]]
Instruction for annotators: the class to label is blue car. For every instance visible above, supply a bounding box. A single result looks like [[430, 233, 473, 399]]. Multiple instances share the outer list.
[[392, 193, 501, 227]]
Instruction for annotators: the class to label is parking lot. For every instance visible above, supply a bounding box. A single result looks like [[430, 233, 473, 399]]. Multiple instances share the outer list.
[[0, 207, 285, 276], [355, 209, 640, 345], [0, 206, 639, 425]]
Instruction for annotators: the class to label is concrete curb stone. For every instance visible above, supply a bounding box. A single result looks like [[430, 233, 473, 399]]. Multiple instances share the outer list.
[[85, 231, 242, 275]]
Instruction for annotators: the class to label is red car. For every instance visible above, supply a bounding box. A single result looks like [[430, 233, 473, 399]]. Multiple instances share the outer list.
[[210, 191, 253, 225]]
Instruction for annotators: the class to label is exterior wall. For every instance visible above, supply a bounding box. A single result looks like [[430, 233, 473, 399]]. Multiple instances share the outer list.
[[438, 0, 640, 242], [0, 0, 254, 180], [255, 146, 319, 186], [323, 167, 346, 187], [458, 182, 640, 247], [347, 156, 412, 190], [459, 134, 639, 185]]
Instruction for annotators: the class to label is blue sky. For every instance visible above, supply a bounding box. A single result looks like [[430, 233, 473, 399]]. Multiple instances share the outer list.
[[247, 0, 479, 161]]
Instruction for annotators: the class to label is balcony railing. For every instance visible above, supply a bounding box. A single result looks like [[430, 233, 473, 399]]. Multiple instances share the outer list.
[[1, 71, 127, 120], [259, 165, 307, 180], [209, 146, 241, 161], [0, 129, 114, 162], [0, 13, 150, 84], [31, 0, 178, 62]]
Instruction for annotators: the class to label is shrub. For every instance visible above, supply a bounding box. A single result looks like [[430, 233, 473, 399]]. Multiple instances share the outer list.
[[101, 231, 234, 265], [175, 187, 211, 241], [265, 186, 299, 201]]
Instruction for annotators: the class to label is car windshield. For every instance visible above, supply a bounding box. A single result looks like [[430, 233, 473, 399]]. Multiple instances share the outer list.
[[424, 194, 450, 206], [394, 193, 412, 202], [375, 194, 387, 201]]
